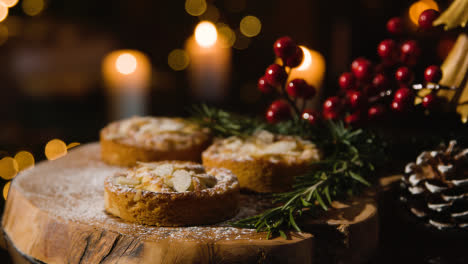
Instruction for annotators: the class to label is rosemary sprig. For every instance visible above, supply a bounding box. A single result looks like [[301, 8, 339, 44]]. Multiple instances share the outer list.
[[190, 104, 385, 238]]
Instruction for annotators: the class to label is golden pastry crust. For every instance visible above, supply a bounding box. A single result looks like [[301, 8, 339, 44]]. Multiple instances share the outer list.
[[100, 117, 212, 166], [202, 131, 320, 193], [104, 161, 240, 226]]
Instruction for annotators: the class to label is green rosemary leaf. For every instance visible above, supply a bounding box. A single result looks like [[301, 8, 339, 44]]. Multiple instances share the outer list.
[[349, 171, 371, 186], [289, 209, 301, 232], [324, 185, 332, 205], [300, 197, 313, 207], [279, 230, 287, 239], [315, 191, 328, 210]]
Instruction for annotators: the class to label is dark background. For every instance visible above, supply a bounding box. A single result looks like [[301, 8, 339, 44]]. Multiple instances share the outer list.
[[0, 0, 464, 263]]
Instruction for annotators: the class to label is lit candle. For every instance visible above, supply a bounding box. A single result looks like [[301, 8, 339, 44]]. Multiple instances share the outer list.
[[186, 21, 231, 102], [288, 46, 326, 109], [102, 50, 151, 120]]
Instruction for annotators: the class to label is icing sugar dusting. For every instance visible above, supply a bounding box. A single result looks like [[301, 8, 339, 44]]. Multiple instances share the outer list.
[[13, 143, 273, 242]]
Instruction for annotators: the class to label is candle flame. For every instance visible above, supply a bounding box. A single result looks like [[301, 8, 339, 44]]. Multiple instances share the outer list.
[[116, 53, 138, 75], [296, 46, 312, 71], [195, 21, 217, 47]]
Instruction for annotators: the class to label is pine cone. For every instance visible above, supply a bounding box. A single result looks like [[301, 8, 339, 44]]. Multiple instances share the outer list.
[[400, 140, 468, 231]]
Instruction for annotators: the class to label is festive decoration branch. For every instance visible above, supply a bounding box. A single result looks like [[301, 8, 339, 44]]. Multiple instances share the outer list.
[[190, 104, 385, 238]]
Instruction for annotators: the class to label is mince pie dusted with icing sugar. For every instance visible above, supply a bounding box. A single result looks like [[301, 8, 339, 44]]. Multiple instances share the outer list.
[[100, 116, 212, 166], [202, 130, 320, 193], [104, 161, 240, 226]]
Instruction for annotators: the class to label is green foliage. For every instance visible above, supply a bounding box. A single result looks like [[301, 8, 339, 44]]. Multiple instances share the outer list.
[[190, 104, 385, 238]]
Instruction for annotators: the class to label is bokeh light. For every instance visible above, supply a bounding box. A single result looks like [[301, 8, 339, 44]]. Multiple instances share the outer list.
[[240, 16, 262, 37], [116, 53, 138, 75], [0, 0, 18, 8], [45, 139, 68, 160], [14, 151, 35, 171], [198, 4, 220, 22], [67, 142, 81, 149], [0, 157, 18, 180], [195, 21, 217, 47], [0, 24, 8, 46], [3, 181, 10, 200], [217, 23, 236, 48], [185, 0, 207, 16], [22, 0, 45, 17], [0, 3, 8, 23], [409, 0, 439, 25], [168, 49, 190, 71]]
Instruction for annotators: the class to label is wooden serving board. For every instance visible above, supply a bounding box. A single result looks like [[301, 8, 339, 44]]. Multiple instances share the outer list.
[[1, 143, 378, 264]]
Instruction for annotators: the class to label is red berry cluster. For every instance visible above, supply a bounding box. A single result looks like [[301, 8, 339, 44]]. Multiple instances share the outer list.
[[258, 36, 318, 124], [321, 10, 444, 126]]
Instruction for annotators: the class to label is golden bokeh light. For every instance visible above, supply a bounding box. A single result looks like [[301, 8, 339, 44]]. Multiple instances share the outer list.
[[168, 49, 190, 71], [217, 24, 236, 48], [195, 21, 217, 47], [22, 0, 45, 17], [67, 142, 80, 149], [240, 15, 262, 37], [185, 0, 207, 16], [0, 157, 18, 180], [0, 0, 19, 8], [45, 139, 68, 161], [409, 0, 439, 25], [199, 4, 220, 22], [14, 151, 35, 171], [0, 24, 8, 46], [115, 53, 138, 75], [3, 181, 10, 200], [0, 3, 8, 23]]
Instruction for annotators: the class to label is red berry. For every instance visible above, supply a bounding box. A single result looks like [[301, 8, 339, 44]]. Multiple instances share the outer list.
[[387, 17, 403, 35], [394, 87, 415, 104], [351, 57, 367, 72], [301, 109, 319, 125], [303, 84, 316, 99], [269, 100, 290, 112], [345, 112, 361, 125], [418, 9, 440, 30], [287, 79, 308, 98], [372, 73, 390, 92], [323, 96, 342, 113], [368, 105, 386, 120], [266, 100, 291, 123], [257, 76, 274, 94], [347, 90, 367, 109], [424, 65, 443, 83], [400, 40, 421, 66], [395, 66, 413, 83], [322, 110, 340, 120], [422, 93, 440, 109], [351, 58, 373, 80], [339, 72, 356, 90], [285, 46, 303, 68], [273, 36, 296, 59], [264, 64, 287, 86], [377, 39, 397, 61], [391, 100, 405, 112]]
